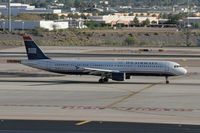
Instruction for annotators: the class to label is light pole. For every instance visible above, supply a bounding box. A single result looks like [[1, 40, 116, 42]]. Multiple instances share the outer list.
[[22, 21, 24, 31], [3, 21, 5, 31], [8, 0, 11, 32], [186, 0, 191, 47]]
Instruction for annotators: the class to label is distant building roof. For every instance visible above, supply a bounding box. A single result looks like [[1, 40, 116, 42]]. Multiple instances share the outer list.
[[186, 17, 200, 19], [89, 15, 159, 25], [0, 3, 62, 16]]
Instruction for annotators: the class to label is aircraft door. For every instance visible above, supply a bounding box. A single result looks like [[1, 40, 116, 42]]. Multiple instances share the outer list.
[[165, 62, 170, 73]]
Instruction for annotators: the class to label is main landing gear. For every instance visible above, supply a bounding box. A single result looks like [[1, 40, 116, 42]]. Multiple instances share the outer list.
[[99, 78, 109, 83], [165, 76, 169, 84]]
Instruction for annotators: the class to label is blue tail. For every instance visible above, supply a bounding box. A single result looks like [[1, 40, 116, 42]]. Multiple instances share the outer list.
[[23, 35, 49, 60]]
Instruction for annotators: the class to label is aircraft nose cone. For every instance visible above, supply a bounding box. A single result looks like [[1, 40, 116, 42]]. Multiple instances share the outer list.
[[182, 68, 187, 75]]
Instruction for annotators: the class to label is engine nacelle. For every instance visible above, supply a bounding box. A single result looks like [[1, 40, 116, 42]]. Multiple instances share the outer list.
[[126, 74, 131, 79], [112, 72, 125, 81]]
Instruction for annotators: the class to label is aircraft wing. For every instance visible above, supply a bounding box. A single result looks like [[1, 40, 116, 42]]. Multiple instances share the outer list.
[[76, 66, 120, 75]]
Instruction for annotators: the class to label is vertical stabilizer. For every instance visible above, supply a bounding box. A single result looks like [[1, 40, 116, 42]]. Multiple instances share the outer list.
[[23, 35, 49, 60]]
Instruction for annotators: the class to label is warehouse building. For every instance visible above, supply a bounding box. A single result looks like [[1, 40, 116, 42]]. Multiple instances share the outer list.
[[0, 3, 61, 16], [0, 20, 69, 31]]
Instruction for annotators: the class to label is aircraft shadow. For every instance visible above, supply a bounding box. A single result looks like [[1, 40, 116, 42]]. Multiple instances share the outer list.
[[0, 79, 199, 86], [0, 72, 198, 86]]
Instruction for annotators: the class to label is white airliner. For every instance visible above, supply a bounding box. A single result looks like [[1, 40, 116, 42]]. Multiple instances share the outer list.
[[21, 35, 187, 84]]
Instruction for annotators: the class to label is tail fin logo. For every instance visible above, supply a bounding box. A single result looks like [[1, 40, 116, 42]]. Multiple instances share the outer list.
[[28, 48, 37, 54], [23, 35, 49, 60]]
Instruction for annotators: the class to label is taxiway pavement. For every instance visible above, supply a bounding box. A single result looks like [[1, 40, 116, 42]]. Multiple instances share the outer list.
[[0, 56, 200, 125]]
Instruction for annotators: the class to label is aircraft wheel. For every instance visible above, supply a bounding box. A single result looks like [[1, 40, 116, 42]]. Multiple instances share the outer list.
[[99, 79, 104, 83], [165, 76, 169, 84], [103, 78, 109, 83]]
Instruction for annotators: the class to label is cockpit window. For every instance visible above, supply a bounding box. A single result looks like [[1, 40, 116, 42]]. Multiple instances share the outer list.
[[174, 65, 181, 68]]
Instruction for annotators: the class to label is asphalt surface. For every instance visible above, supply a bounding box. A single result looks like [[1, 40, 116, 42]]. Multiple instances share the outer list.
[[0, 46, 200, 132], [1, 52, 200, 58], [0, 120, 200, 133], [0, 62, 199, 125]]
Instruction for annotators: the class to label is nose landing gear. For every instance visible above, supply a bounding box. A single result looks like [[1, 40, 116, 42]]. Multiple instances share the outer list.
[[165, 76, 169, 84]]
